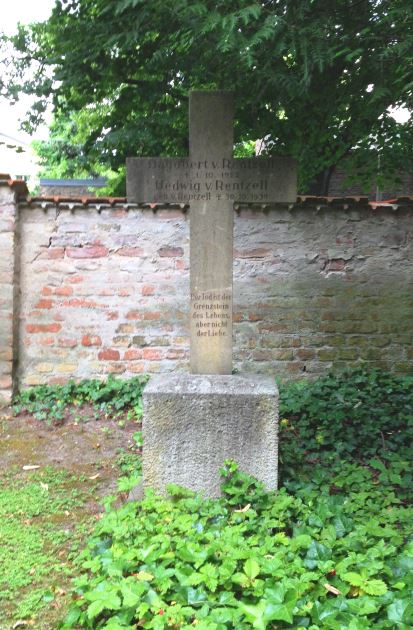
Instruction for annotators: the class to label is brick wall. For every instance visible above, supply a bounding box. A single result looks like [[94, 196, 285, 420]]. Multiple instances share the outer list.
[[0, 177, 22, 403], [1, 185, 412, 398]]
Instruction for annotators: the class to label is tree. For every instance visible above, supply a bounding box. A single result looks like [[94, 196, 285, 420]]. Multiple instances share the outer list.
[[3, 0, 413, 195]]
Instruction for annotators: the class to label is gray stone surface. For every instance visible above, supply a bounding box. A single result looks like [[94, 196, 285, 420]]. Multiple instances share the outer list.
[[142, 373, 279, 497], [127, 90, 297, 375], [189, 91, 234, 375]]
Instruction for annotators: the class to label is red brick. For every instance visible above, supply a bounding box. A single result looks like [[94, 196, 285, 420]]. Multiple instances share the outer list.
[[58, 338, 78, 348], [55, 286, 73, 296], [98, 348, 120, 361], [26, 323, 61, 334], [143, 348, 162, 360], [35, 299, 53, 309], [106, 311, 119, 321], [124, 349, 143, 360], [144, 311, 161, 321], [142, 285, 155, 296], [41, 286, 53, 296], [248, 313, 263, 322], [116, 247, 143, 257], [158, 246, 183, 257], [66, 245, 109, 259], [82, 335, 102, 347]]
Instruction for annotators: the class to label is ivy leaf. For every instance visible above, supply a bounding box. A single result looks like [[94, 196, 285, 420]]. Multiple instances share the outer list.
[[238, 601, 267, 630], [305, 541, 332, 568], [387, 599, 413, 626]]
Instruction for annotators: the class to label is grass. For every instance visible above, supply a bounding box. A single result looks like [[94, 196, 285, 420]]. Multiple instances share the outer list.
[[0, 465, 100, 628]]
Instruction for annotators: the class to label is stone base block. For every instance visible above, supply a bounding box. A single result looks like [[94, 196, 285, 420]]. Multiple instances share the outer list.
[[142, 373, 278, 497]]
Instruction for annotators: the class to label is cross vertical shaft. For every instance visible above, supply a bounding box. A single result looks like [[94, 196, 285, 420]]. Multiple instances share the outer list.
[[189, 91, 234, 374]]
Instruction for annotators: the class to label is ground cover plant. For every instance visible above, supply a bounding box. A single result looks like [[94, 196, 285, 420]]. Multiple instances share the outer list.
[[0, 378, 146, 628], [0, 466, 98, 627], [13, 376, 148, 425], [58, 368, 413, 629]]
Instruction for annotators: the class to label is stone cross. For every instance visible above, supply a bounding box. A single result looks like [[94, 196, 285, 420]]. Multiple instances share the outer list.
[[127, 91, 296, 375]]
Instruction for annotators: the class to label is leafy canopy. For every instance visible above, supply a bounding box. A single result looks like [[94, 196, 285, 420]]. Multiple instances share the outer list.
[[2, 0, 413, 194]]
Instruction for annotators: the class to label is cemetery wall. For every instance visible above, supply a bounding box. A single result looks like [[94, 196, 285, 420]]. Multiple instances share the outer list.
[[1, 176, 412, 400]]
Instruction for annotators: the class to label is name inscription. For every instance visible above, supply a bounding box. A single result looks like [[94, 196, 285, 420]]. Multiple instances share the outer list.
[[191, 291, 231, 338]]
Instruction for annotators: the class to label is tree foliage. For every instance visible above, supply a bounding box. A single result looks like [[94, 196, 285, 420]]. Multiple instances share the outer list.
[[3, 0, 413, 194]]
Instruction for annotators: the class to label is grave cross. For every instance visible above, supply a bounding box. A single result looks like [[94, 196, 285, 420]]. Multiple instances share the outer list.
[[127, 91, 296, 375]]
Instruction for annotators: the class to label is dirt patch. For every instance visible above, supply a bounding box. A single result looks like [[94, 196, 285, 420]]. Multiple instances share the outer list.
[[0, 407, 141, 498]]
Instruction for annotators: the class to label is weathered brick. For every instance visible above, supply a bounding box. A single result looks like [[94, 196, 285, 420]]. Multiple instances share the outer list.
[[143, 348, 163, 360], [142, 285, 155, 296], [36, 363, 54, 373], [40, 247, 65, 259], [57, 364, 77, 373], [82, 335, 102, 347], [55, 286, 74, 296], [144, 311, 161, 321], [0, 375, 12, 389], [66, 245, 109, 258], [39, 336, 55, 346], [235, 248, 271, 258], [126, 310, 142, 320], [58, 338, 78, 348], [124, 349, 143, 360], [113, 336, 131, 347], [158, 246, 183, 257], [35, 299, 53, 309], [128, 363, 145, 373], [116, 247, 144, 257]]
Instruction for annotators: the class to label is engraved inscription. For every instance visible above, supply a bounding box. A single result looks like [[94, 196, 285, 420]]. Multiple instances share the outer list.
[[191, 291, 231, 338]]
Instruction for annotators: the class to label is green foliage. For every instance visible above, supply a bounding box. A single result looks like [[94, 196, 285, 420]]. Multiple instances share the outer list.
[[13, 376, 148, 424], [60, 458, 412, 629], [3, 0, 413, 194], [279, 366, 413, 468]]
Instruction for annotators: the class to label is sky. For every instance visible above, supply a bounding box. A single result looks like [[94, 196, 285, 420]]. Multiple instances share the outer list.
[[0, 0, 56, 176]]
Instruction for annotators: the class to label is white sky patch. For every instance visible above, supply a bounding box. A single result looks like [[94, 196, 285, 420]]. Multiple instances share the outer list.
[[388, 106, 411, 124], [0, 0, 56, 176]]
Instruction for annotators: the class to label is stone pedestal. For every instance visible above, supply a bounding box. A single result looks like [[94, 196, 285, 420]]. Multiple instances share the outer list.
[[142, 373, 278, 497]]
